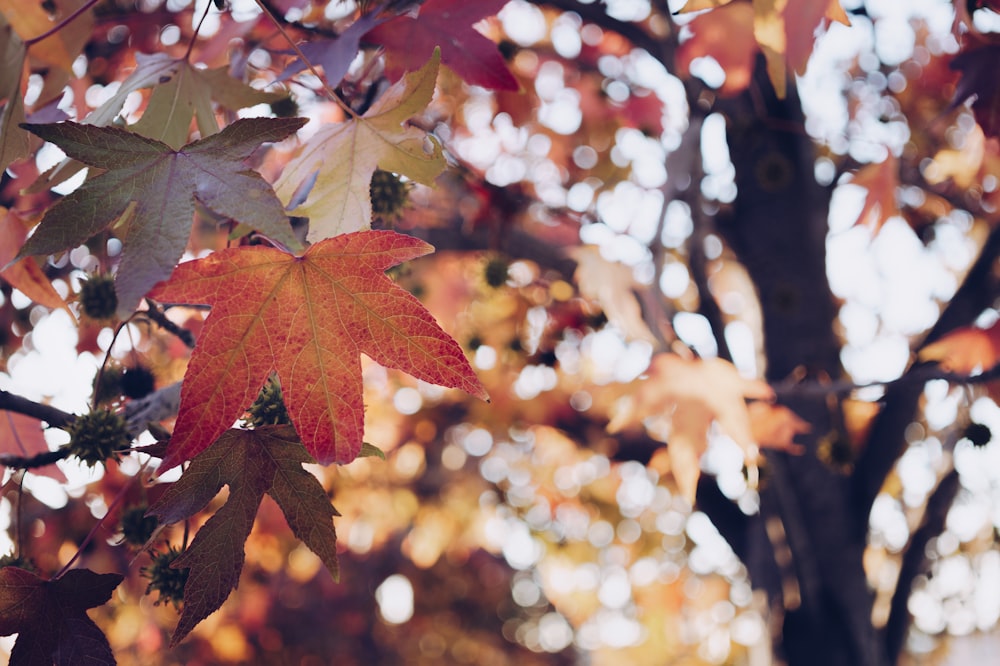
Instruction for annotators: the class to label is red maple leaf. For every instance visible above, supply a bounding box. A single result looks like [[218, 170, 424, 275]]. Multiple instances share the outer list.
[[147, 230, 487, 470], [364, 0, 517, 91]]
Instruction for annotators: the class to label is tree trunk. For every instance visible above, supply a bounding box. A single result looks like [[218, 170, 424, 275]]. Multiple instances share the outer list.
[[703, 62, 890, 666]]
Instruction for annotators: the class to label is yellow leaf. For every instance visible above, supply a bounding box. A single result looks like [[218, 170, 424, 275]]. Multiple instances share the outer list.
[[0, 0, 90, 72], [276, 50, 446, 242], [924, 125, 985, 189]]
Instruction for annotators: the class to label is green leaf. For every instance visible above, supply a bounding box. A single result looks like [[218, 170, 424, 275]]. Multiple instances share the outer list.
[[359, 442, 386, 459], [0, 567, 124, 665], [148, 426, 338, 645], [132, 62, 286, 150], [19, 117, 305, 317], [29, 54, 286, 190], [275, 49, 445, 241], [0, 17, 27, 173]]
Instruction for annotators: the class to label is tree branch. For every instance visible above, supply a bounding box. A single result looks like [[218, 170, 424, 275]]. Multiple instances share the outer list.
[[0, 390, 76, 430], [883, 468, 961, 663]]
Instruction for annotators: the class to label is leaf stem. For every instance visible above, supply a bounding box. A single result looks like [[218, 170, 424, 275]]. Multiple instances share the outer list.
[[252, 0, 358, 118], [184, 0, 214, 61], [54, 470, 137, 579], [23, 0, 100, 47]]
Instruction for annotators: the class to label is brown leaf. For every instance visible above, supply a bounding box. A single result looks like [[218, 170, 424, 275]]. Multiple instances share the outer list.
[[608, 354, 773, 502]]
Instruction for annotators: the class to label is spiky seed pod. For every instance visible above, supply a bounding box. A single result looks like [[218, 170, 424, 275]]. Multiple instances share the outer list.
[[121, 365, 156, 399], [78, 274, 118, 320], [483, 256, 510, 288], [67, 409, 131, 467], [92, 365, 124, 405], [0, 553, 35, 572], [370, 169, 411, 225], [244, 376, 291, 427], [269, 96, 299, 118], [964, 422, 992, 448], [119, 505, 158, 547], [143, 546, 188, 608], [817, 429, 854, 474]]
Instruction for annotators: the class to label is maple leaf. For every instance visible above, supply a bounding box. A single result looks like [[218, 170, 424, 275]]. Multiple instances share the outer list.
[[0, 16, 27, 172], [148, 426, 339, 645], [132, 61, 287, 150], [569, 246, 656, 344], [0, 566, 123, 665], [848, 154, 899, 231], [0, 207, 71, 315], [676, 2, 757, 97], [607, 354, 775, 503], [364, 0, 517, 91], [278, 11, 384, 87], [0, 0, 92, 72], [754, 0, 849, 98], [950, 44, 1000, 139], [31, 53, 288, 192], [919, 320, 1000, 374], [147, 230, 488, 470], [275, 50, 445, 242], [18, 117, 305, 317]]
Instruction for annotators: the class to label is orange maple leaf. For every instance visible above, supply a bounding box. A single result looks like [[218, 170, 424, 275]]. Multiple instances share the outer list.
[[849, 154, 899, 231], [607, 354, 775, 502], [919, 321, 1000, 374], [147, 231, 488, 470]]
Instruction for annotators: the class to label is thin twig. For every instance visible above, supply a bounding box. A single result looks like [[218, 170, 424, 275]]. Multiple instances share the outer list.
[[0, 448, 70, 471], [143, 299, 196, 349], [253, 0, 357, 116]]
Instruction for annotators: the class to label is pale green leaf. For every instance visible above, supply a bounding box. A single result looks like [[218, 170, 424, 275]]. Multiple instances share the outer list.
[[275, 50, 445, 242]]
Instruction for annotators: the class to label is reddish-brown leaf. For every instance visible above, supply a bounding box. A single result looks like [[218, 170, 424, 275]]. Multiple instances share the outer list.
[[0, 567, 123, 665], [147, 231, 487, 470], [677, 2, 758, 97], [364, 0, 517, 91], [849, 154, 899, 232], [0, 208, 71, 315], [0, 411, 66, 481], [148, 426, 339, 645]]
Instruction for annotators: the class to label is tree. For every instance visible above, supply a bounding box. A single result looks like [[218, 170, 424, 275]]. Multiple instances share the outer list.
[[1, 0, 999, 664]]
